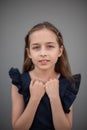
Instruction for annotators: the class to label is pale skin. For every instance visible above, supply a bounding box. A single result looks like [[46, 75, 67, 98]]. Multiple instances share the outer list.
[[11, 29, 72, 130]]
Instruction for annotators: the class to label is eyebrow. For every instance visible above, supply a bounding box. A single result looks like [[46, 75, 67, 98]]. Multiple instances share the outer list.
[[31, 43, 40, 46], [31, 42, 56, 46]]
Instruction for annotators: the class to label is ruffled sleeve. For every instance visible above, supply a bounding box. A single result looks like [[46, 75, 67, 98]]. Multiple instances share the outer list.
[[9, 67, 23, 94], [60, 74, 81, 113]]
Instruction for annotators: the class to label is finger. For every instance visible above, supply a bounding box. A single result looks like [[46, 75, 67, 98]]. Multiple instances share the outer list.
[[30, 80, 35, 87]]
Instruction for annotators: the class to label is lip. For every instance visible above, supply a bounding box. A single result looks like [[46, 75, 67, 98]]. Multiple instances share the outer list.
[[39, 60, 50, 65]]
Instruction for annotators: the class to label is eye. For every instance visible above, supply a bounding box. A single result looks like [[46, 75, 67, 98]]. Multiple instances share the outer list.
[[32, 46, 40, 49], [47, 45, 55, 48]]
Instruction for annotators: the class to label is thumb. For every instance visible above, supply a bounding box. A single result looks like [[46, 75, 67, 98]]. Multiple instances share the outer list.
[[30, 80, 35, 88]]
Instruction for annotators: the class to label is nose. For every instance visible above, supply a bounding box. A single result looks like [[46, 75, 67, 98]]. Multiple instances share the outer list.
[[40, 47, 47, 57]]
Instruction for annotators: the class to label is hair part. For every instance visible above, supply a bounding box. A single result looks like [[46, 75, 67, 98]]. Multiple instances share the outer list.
[[23, 21, 73, 81]]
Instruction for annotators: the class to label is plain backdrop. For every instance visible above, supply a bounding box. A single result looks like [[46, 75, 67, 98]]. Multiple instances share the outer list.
[[0, 0, 87, 130]]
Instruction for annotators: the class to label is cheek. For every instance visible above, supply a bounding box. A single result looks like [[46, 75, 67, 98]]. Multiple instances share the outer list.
[[51, 52, 58, 63], [54, 56, 59, 64], [29, 50, 37, 58], [30, 52, 38, 62], [31, 57, 37, 65]]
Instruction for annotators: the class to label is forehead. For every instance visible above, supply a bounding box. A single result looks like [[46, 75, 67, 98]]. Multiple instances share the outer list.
[[29, 28, 57, 43]]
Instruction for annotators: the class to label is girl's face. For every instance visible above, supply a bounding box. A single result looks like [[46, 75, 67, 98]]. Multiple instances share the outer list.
[[27, 29, 63, 71]]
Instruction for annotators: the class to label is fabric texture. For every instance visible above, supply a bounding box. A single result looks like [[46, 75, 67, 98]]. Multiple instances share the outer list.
[[9, 67, 81, 129]]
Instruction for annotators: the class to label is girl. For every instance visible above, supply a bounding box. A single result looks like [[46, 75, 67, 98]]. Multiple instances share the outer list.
[[9, 21, 81, 130]]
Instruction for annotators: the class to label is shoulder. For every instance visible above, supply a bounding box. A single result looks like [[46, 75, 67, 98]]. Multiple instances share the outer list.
[[59, 74, 81, 113], [9, 67, 30, 81], [9, 67, 31, 94], [59, 74, 81, 92], [9, 67, 26, 83]]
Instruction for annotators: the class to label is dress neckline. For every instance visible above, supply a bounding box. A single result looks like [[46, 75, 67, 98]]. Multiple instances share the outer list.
[[27, 71, 61, 82]]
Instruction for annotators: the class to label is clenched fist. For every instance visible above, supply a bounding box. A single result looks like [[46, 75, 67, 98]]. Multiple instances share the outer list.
[[45, 79, 59, 99], [30, 80, 45, 100]]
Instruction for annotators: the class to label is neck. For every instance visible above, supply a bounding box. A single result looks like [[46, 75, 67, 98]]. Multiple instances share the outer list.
[[30, 68, 59, 83]]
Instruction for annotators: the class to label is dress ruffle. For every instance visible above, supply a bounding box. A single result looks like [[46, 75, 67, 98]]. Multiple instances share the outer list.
[[9, 67, 22, 92], [59, 74, 81, 113], [9, 67, 81, 113]]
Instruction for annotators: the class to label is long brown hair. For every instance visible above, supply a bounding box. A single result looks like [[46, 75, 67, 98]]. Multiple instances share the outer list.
[[23, 21, 73, 80]]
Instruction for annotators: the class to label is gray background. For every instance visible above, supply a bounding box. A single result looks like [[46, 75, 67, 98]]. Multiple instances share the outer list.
[[0, 0, 87, 130]]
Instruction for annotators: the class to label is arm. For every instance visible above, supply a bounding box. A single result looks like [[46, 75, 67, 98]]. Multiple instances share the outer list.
[[11, 80, 45, 130], [45, 79, 72, 130], [49, 96, 72, 130]]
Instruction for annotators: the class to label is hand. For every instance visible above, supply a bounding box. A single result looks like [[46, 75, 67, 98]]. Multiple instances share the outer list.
[[45, 79, 59, 99], [30, 80, 45, 100]]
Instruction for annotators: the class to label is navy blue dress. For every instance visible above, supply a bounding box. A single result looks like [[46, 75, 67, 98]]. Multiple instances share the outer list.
[[9, 68, 81, 130]]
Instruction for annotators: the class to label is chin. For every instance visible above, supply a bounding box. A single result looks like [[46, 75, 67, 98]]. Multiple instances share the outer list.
[[38, 66, 53, 71]]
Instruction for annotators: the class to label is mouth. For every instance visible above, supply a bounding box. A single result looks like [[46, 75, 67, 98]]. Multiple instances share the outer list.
[[38, 60, 50, 65]]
